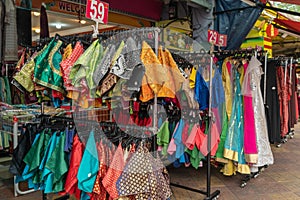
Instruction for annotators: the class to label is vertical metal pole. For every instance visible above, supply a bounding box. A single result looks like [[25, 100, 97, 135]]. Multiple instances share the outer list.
[[5, 64, 8, 77], [205, 56, 214, 199], [40, 102, 47, 200], [289, 57, 293, 84], [284, 59, 288, 87], [263, 52, 268, 104], [153, 28, 159, 151], [13, 116, 18, 197]]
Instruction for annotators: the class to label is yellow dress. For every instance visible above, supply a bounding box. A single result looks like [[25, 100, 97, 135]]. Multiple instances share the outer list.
[[140, 41, 164, 102], [140, 42, 185, 102], [157, 46, 185, 98], [222, 57, 233, 119]]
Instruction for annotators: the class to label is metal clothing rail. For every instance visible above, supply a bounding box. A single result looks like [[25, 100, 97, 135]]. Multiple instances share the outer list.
[[12, 114, 36, 197], [169, 55, 220, 200], [0, 111, 36, 197], [13, 26, 220, 199], [98, 27, 221, 199]]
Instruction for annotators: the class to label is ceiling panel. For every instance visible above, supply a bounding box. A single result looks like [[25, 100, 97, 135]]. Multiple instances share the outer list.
[[31, 10, 117, 40]]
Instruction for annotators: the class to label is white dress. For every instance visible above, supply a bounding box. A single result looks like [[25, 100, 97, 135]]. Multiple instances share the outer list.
[[247, 56, 274, 170]]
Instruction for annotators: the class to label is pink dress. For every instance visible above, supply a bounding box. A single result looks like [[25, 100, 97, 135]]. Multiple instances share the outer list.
[[241, 62, 258, 164]]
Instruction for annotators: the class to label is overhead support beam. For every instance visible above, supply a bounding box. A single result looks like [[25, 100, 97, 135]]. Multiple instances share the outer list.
[[269, 0, 300, 6], [272, 23, 300, 38], [214, 2, 300, 17]]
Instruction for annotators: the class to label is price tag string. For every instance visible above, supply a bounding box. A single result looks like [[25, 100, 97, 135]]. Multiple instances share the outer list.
[[92, 21, 99, 38]]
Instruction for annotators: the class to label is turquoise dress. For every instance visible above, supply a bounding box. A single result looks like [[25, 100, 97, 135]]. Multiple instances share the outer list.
[[223, 69, 250, 174], [38, 131, 62, 192], [21, 130, 52, 190], [77, 130, 99, 193]]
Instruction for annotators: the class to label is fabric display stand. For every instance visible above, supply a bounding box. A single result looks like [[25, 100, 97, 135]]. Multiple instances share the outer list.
[[0, 103, 70, 197], [7, 26, 298, 199], [167, 54, 220, 199], [7, 27, 221, 200], [262, 56, 298, 147], [207, 49, 275, 188]]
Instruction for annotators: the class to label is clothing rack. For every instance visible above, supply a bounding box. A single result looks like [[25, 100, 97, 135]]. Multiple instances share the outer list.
[[282, 57, 295, 144], [266, 56, 296, 146], [97, 27, 221, 199], [210, 50, 273, 188], [12, 27, 221, 199], [168, 52, 220, 200], [0, 110, 37, 197], [212, 48, 267, 59]]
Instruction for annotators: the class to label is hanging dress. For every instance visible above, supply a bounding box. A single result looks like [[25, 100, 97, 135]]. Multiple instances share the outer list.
[[77, 130, 99, 193], [60, 41, 84, 98], [3, 0, 18, 62], [158, 46, 185, 98], [276, 66, 290, 137], [14, 49, 45, 93], [241, 61, 258, 164], [139, 42, 166, 102], [215, 106, 228, 164], [33, 39, 64, 93], [62, 134, 83, 199], [222, 58, 233, 119], [248, 56, 274, 169], [262, 60, 281, 144], [223, 67, 250, 174]]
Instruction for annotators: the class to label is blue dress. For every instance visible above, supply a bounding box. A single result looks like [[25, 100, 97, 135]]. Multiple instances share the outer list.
[[194, 70, 209, 110], [223, 69, 250, 174], [194, 67, 225, 110]]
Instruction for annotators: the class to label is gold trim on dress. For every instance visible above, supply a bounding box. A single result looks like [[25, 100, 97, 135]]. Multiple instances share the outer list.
[[215, 157, 229, 164], [48, 40, 63, 76], [237, 163, 250, 174], [34, 78, 65, 94], [223, 148, 239, 162], [245, 154, 258, 164]]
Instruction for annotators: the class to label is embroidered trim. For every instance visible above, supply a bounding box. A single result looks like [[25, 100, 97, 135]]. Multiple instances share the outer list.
[[48, 40, 63, 76]]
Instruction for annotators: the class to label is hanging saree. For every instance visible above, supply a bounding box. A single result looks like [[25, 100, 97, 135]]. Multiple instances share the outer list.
[[222, 58, 233, 119], [241, 61, 258, 164], [248, 56, 274, 168], [223, 68, 250, 174]]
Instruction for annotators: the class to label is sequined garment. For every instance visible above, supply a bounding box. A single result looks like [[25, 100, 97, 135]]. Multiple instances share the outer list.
[[248, 56, 274, 168]]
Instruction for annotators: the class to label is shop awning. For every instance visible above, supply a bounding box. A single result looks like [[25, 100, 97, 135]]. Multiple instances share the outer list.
[[274, 18, 300, 34], [105, 0, 163, 21], [269, 0, 300, 6]]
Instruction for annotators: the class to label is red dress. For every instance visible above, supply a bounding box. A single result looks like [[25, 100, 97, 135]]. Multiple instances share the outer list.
[[62, 134, 83, 199]]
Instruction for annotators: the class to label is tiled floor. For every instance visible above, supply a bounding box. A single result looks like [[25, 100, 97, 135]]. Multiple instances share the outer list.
[[1, 124, 300, 200], [169, 123, 300, 200]]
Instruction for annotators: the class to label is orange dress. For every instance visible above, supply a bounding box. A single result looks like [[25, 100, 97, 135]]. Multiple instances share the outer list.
[[140, 42, 184, 102]]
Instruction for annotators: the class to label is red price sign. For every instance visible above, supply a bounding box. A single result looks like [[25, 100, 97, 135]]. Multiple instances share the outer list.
[[86, 0, 109, 24], [208, 29, 219, 45], [218, 34, 227, 47], [208, 30, 227, 47]]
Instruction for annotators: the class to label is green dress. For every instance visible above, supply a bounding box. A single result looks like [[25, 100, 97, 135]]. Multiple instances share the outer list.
[[69, 40, 103, 98], [215, 105, 229, 163], [33, 39, 64, 94]]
